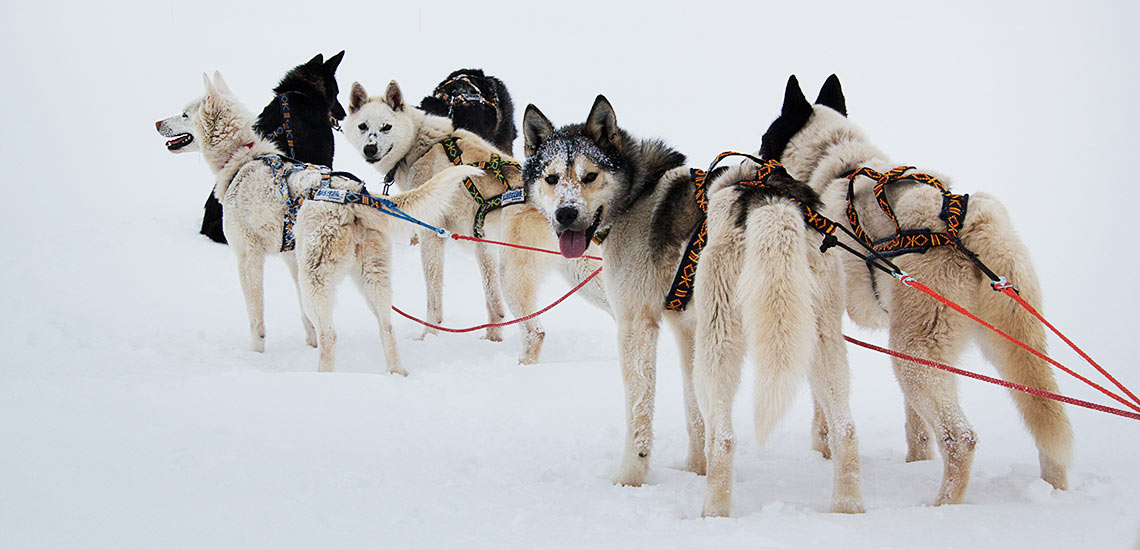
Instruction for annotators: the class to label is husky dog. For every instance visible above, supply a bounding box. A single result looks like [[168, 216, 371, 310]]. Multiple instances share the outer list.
[[343, 80, 609, 364], [762, 75, 1072, 504], [198, 52, 348, 244], [522, 96, 863, 517], [165, 72, 478, 374], [420, 68, 517, 154]]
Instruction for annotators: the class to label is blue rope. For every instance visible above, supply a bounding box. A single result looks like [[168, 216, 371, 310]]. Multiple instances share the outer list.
[[362, 194, 450, 238]]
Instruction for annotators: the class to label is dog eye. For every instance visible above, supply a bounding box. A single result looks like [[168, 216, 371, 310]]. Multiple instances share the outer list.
[[545, 174, 559, 185], [357, 123, 368, 131], [380, 124, 392, 133], [582, 172, 598, 183]]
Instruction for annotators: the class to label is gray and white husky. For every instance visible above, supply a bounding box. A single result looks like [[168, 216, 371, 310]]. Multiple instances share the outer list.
[[158, 72, 480, 374], [762, 75, 1072, 504], [342, 80, 609, 364], [523, 95, 863, 517]]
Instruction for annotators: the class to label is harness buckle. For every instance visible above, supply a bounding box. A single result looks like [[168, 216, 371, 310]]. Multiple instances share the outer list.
[[990, 276, 1018, 293], [312, 187, 348, 204], [893, 271, 917, 286]]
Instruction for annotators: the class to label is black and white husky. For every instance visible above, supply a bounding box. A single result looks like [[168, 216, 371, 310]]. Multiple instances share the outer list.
[[762, 75, 1072, 505], [523, 96, 863, 517], [159, 73, 478, 374]]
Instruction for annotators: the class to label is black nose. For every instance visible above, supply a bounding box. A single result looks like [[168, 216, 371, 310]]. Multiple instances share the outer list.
[[363, 143, 377, 157], [555, 206, 579, 227]]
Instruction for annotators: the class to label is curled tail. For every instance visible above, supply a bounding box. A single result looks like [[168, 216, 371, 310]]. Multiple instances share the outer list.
[[380, 165, 485, 232], [741, 200, 818, 446]]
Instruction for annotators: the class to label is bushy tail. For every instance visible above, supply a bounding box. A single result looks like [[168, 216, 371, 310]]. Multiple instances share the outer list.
[[741, 201, 818, 446], [380, 165, 485, 232]]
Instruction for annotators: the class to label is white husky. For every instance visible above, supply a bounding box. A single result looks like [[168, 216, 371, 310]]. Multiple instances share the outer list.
[[159, 72, 480, 374], [762, 75, 1072, 504]]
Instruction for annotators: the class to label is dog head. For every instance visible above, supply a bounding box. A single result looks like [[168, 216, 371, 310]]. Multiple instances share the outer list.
[[276, 51, 348, 123], [155, 98, 203, 154], [522, 95, 632, 258], [420, 69, 500, 139], [344, 80, 418, 175], [759, 74, 855, 180], [196, 71, 260, 169]]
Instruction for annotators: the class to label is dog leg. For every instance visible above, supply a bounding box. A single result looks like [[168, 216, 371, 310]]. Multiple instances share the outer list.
[[693, 242, 745, 517], [282, 253, 318, 348], [963, 194, 1072, 490], [417, 230, 445, 340], [811, 399, 831, 459], [809, 277, 864, 513], [614, 310, 659, 487], [474, 241, 506, 343], [234, 250, 267, 352], [889, 266, 977, 505], [904, 401, 934, 462], [669, 320, 706, 475], [355, 235, 407, 377], [498, 244, 552, 365]]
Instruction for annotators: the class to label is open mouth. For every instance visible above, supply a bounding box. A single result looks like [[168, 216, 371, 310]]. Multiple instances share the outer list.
[[165, 133, 193, 151], [556, 207, 603, 259]]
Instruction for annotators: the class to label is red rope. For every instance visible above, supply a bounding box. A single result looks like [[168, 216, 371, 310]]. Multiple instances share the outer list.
[[392, 265, 604, 333], [844, 335, 1140, 422], [898, 277, 1140, 414], [1000, 287, 1140, 407], [450, 233, 603, 261]]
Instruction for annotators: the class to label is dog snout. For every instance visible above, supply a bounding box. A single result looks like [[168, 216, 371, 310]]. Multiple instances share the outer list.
[[363, 143, 378, 157], [555, 206, 579, 227]]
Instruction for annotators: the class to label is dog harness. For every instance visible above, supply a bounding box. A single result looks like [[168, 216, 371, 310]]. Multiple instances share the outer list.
[[843, 166, 968, 258], [257, 154, 446, 252], [433, 74, 499, 111], [664, 153, 840, 312], [440, 137, 525, 238]]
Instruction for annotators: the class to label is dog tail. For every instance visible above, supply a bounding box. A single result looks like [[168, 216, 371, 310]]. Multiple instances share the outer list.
[[383, 165, 484, 231], [959, 192, 1073, 480], [741, 199, 817, 447]]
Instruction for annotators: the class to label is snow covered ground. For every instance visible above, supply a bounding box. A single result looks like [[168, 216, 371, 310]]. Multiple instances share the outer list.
[[3, 1, 1139, 548]]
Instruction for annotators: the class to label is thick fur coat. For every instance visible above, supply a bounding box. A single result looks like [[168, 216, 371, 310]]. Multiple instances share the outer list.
[[419, 68, 517, 155]]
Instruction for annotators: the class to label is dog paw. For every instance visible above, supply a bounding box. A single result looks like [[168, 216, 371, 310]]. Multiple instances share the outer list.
[[415, 329, 438, 341], [250, 340, 265, 353], [701, 500, 731, 518], [831, 498, 865, 514], [387, 365, 409, 377], [683, 454, 707, 476], [614, 455, 649, 487], [481, 328, 503, 342]]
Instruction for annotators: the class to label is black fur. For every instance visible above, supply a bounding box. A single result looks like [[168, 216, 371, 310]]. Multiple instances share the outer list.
[[419, 68, 517, 154], [199, 52, 347, 244], [814, 74, 847, 117], [758, 75, 813, 161], [730, 168, 823, 229]]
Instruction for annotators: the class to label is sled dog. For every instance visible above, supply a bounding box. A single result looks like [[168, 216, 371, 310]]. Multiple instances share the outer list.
[[343, 80, 609, 364], [420, 68, 517, 154], [761, 74, 1072, 504], [197, 52, 348, 244], [161, 72, 479, 374], [522, 95, 863, 517]]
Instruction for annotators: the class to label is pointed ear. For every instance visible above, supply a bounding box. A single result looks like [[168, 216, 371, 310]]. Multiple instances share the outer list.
[[349, 81, 368, 113], [781, 75, 811, 117], [523, 104, 555, 157], [202, 72, 214, 94], [814, 74, 847, 117], [585, 94, 621, 152], [306, 53, 324, 66], [324, 50, 345, 73], [212, 71, 233, 96], [384, 80, 405, 111]]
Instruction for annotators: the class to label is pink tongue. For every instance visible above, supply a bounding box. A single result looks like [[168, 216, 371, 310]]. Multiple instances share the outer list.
[[558, 230, 590, 258]]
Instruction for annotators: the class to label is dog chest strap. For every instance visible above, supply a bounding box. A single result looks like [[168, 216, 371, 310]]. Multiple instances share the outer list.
[[844, 165, 970, 258], [441, 138, 523, 238], [664, 168, 712, 312]]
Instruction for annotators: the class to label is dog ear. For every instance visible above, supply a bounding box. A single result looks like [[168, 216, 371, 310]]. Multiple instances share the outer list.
[[349, 82, 368, 114], [306, 53, 324, 66], [384, 80, 405, 111], [814, 74, 847, 117], [523, 104, 555, 157], [781, 75, 811, 117], [325, 50, 345, 74], [212, 71, 233, 96], [585, 94, 621, 153], [202, 72, 214, 95]]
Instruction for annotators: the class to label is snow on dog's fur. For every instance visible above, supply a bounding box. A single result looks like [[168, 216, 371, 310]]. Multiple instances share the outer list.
[[763, 75, 1072, 505], [163, 72, 479, 374], [343, 80, 610, 364], [523, 96, 862, 517]]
